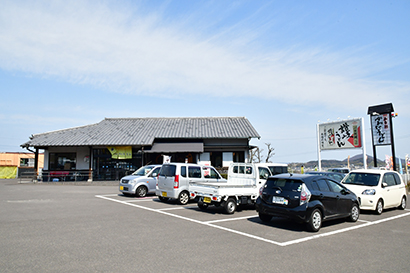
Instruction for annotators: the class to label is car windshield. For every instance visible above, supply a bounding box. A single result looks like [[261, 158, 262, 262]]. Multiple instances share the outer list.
[[265, 178, 303, 191], [132, 166, 155, 176], [343, 173, 380, 186]]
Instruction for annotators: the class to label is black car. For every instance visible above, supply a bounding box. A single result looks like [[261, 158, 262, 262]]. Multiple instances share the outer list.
[[255, 173, 359, 232], [304, 171, 345, 182]]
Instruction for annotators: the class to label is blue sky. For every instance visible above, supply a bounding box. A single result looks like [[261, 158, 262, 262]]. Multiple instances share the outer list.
[[1, 0, 409, 164]]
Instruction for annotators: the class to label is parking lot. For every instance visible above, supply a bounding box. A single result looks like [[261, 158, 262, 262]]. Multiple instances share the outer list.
[[2, 180, 410, 273], [97, 193, 410, 247]]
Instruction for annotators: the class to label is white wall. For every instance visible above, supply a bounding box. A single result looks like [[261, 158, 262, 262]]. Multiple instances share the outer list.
[[199, 152, 211, 166], [223, 152, 233, 167]]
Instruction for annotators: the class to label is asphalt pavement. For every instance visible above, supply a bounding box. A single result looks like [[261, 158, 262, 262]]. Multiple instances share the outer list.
[[1, 178, 410, 273]]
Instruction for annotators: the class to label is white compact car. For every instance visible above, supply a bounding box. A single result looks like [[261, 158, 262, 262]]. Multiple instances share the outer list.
[[342, 169, 407, 214]]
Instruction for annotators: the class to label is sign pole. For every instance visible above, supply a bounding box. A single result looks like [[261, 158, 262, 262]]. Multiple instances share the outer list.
[[361, 118, 367, 169], [317, 123, 322, 171]]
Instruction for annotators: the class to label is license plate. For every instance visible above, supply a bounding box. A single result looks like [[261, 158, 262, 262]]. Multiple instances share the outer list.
[[162, 192, 167, 197], [271, 196, 288, 205], [203, 197, 211, 203], [120, 186, 124, 190]]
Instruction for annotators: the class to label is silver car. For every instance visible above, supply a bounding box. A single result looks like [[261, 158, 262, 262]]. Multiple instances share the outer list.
[[119, 165, 161, 197]]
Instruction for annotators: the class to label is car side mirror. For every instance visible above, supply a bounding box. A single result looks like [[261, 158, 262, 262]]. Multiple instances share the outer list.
[[382, 182, 388, 188], [341, 189, 350, 195]]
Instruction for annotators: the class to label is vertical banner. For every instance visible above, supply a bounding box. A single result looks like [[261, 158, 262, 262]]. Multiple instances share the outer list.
[[370, 114, 392, 145]]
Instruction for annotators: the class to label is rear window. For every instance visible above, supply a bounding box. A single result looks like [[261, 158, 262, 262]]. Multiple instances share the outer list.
[[268, 166, 288, 175], [265, 178, 303, 191], [159, 165, 176, 177]]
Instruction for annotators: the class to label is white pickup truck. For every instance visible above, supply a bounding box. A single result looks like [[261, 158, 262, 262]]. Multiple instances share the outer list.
[[189, 163, 272, 214]]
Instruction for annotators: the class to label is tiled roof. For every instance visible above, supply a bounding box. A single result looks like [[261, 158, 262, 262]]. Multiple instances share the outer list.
[[22, 117, 260, 148]]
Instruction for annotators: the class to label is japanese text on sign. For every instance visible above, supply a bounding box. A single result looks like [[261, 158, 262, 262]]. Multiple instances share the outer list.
[[371, 114, 391, 146], [319, 119, 362, 151]]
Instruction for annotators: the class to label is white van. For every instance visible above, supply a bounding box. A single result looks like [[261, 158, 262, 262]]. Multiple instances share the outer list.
[[256, 163, 288, 175], [156, 163, 226, 205]]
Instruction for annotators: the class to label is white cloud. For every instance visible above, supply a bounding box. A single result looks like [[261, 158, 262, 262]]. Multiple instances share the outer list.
[[0, 0, 408, 113]]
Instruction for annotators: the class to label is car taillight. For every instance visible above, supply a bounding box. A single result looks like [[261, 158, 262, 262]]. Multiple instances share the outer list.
[[173, 175, 179, 189], [300, 183, 311, 206]]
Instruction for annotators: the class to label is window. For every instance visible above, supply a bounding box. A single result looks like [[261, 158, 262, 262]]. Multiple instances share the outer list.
[[203, 167, 220, 179], [210, 152, 222, 168], [20, 158, 34, 167], [188, 166, 201, 178], [393, 173, 402, 185], [258, 167, 270, 180], [343, 173, 380, 186], [316, 179, 330, 192], [268, 166, 288, 175], [49, 153, 76, 170], [151, 167, 161, 177], [265, 178, 302, 191], [327, 180, 344, 193], [233, 166, 238, 173], [159, 165, 176, 177], [382, 173, 396, 187], [180, 166, 187, 178]]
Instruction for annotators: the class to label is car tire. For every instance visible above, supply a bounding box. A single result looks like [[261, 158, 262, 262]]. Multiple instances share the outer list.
[[258, 212, 272, 223], [158, 196, 169, 202], [178, 191, 189, 205], [198, 200, 209, 210], [307, 209, 322, 232], [223, 198, 237, 214], [375, 199, 383, 215], [136, 186, 147, 197], [348, 203, 360, 222], [398, 196, 407, 210]]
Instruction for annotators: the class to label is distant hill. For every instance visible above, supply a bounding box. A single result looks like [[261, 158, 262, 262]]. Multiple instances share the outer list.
[[288, 154, 386, 171]]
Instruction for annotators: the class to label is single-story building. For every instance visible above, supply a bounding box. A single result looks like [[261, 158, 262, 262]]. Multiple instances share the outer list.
[[0, 152, 44, 179], [21, 117, 260, 181]]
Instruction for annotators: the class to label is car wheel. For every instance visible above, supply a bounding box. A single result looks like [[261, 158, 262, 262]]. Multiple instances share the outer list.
[[348, 203, 360, 222], [375, 199, 383, 215], [399, 196, 407, 210], [198, 200, 209, 210], [178, 191, 189, 205], [158, 196, 169, 202], [258, 212, 272, 223], [223, 198, 237, 214], [307, 209, 322, 232], [136, 186, 147, 197]]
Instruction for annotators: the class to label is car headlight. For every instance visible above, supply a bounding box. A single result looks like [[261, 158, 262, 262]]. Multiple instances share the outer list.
[[362, 189, 376, 195], [128, 179, 137, 185]]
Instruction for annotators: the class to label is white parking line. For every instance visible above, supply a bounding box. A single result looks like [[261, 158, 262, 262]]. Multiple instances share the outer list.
[[357, 219, 371, 223], [96, 194, 410, 247], [205, 215, 258, 224], [158, 206, 198, 211]]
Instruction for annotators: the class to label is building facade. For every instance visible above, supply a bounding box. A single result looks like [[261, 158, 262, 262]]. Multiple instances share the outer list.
[[0, 152, 44, 179], [21, 117, 260, 181]]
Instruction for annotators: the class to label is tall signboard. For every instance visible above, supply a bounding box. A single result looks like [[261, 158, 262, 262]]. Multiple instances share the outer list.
[[370, 114, 392, 146], [367, 103, 396, 171], [317, 118, 366, 171]]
